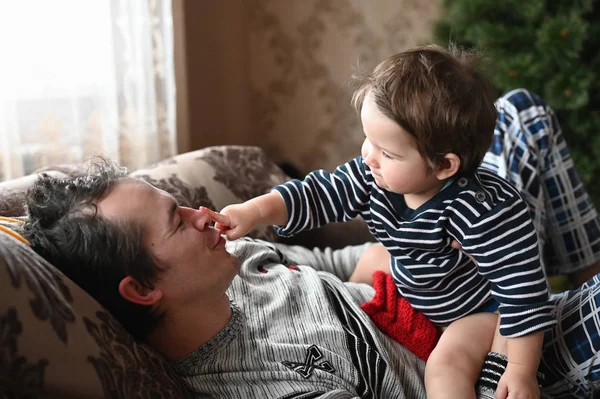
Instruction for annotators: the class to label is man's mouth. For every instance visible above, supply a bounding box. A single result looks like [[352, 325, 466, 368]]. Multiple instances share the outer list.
[[213, 235, 226, 249]]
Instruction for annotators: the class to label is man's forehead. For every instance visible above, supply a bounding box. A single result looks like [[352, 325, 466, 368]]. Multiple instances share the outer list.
[[96, 178, 165, 221]]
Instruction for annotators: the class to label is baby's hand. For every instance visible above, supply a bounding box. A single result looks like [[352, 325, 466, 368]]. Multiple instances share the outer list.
[[496, 362, 540, 399], [200, 204, 259, 240]]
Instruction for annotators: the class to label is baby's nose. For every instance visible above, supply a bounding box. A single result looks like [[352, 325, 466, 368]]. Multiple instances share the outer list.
[[364, 153, 378, 169]]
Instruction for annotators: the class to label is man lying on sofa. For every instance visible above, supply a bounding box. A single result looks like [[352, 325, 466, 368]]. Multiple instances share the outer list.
[[22, 89, 600, 399]]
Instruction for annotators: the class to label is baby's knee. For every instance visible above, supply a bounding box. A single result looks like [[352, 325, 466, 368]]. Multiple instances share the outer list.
[[427, 343, 482, 379]]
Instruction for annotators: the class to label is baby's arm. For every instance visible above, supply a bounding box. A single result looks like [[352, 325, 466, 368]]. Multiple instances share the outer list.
[[201, 191, 288, 240], [206, 158, 372, 241], [450, 239, 545, 398], [204, 157, 371, 240]]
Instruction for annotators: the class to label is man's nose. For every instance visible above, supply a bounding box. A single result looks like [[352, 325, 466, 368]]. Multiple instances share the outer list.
[[180, 207, 211, 231]]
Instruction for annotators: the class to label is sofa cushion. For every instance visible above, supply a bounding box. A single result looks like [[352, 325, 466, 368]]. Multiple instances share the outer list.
[[0, 225, 191, 398], [0, 171, 68, 217]]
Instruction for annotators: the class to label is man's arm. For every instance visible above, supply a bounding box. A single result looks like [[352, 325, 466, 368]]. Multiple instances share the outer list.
[[271, 242, 375, 282], [289, 391, 360, 399]]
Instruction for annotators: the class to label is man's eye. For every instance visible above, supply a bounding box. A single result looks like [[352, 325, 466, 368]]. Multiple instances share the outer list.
[[177, 219, 184, 230]]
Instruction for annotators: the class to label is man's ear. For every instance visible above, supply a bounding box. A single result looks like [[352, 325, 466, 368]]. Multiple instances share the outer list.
[[118, 276, 163, 306], [435, 153, 460, 180]]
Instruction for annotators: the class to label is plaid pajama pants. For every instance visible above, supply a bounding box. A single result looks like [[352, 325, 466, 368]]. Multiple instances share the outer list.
[[483, 89, 600, 397]]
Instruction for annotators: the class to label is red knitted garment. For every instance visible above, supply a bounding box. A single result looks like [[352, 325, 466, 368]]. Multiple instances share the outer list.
[[360, 271, 439, 361]]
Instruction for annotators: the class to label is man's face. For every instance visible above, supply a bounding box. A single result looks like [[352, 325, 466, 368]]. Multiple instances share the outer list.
[[97, 178, 240, 313]]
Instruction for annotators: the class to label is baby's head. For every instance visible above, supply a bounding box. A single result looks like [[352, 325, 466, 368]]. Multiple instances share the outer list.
[[352, 44, 497, 179]]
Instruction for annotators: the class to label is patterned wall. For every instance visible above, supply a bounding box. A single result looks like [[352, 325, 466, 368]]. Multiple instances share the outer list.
[[246, 0, 442, 173]]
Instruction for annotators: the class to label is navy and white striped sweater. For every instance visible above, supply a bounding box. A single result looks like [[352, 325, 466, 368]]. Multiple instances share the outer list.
[[273, 156, 556, 337]]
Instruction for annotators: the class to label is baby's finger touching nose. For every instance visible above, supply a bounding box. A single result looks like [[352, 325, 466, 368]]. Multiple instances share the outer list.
[[199, 206, 231, 228], [214, 222, 230, 233], [199, 207, 222, 222]]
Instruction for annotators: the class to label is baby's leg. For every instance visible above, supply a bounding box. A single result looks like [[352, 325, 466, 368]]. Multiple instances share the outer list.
[[349, 243, 391, 285], [425, 312, 497, 399]]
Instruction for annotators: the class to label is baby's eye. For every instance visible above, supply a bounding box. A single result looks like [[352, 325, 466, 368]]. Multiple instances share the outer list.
[[381, 151, 393, 159]]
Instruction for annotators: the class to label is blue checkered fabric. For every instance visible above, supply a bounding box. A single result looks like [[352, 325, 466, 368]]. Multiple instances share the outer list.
[[483, 89, 600, 397], [482, 89, 600, 277], [538, 274, 600, 397]]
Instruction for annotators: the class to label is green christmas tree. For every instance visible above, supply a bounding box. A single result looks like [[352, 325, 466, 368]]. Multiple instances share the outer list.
[[435, 0, 600, 205]]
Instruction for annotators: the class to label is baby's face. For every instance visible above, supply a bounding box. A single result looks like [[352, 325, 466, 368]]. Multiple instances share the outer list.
[[360, 93, 444, 207]]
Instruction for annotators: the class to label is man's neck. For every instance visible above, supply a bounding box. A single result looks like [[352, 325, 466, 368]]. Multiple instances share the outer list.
[[146, 294, 233, 361]]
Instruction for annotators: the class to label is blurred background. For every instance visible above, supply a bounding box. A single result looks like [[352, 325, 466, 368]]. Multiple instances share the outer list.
[[1, 0, 598, 205]]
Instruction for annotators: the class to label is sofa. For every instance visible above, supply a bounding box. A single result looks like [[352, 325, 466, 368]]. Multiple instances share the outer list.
[[0, 145, 375, 398]]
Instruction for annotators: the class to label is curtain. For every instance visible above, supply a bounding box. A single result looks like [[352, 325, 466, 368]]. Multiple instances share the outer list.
[[0, 0, 176, 181]]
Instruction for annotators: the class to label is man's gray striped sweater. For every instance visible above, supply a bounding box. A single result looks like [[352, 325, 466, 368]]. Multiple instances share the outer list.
[[171, 239, 426, 398]]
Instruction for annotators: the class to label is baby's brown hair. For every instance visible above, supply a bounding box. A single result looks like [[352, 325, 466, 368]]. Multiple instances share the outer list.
[[352, 44, 497, 176]]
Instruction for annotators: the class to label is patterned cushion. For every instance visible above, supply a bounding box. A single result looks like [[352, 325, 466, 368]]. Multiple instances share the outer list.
[[0, 230, 190, 398], [0, 171, 67, 217], [0, 146, 290, 398]]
